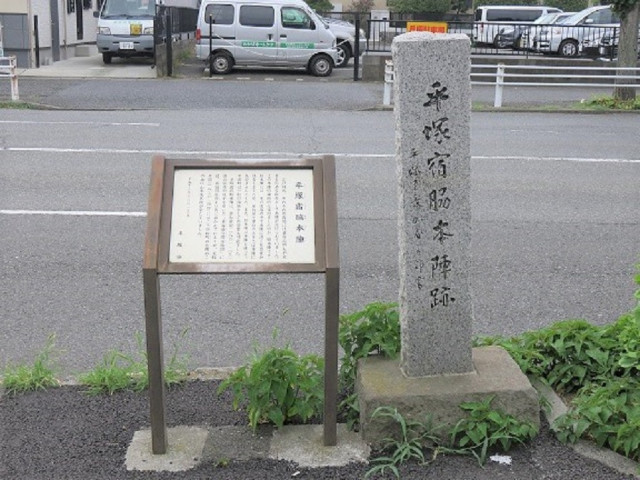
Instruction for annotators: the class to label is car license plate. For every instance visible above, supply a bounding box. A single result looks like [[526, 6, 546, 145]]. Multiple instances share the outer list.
[[119, 42, 135, 50], [130, 23, 142, 35]]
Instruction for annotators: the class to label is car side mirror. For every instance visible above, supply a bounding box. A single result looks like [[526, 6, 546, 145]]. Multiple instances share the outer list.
[[93, 10, 99, 17]]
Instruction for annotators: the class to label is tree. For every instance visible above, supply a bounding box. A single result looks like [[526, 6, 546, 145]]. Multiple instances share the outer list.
[[611, 0, 639, 101], [307, 0, 334, 13], [388, 0, 451, 14], [348, 0, 374, 13]]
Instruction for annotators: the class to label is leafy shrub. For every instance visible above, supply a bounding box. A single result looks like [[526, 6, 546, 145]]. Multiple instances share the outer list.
[[475, 319, 625, 393], [339, 302, 401, 387], [338, 302, 401, 428], [449, 396, 538, 464], [553, 378, 640, 461], [218, 344, 324, 430]]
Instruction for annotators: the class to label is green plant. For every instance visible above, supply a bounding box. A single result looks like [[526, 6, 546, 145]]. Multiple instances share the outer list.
[[388, 0, 451, 14], [580, 95, 640, 110], [338, 302, 401, 428], [80, 330, 189, 395], [0, 101, 37, 110], [553, 378, 640, 461], [2, 334, 59, 394], [475, 319, 623, 394], [366, 406, 442, 479], [339, 302, 400, 387], [218, 342, 324, 430], [449, 396, 538, 465]]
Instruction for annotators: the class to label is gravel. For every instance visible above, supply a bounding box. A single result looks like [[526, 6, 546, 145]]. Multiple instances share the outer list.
[[0, 380, 636, 480]]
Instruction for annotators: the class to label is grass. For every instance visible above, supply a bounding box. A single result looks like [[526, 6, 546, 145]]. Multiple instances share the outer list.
[[0, 100, 38, 109], [79, 330, 190, 395], [1, 334, 59, 394]]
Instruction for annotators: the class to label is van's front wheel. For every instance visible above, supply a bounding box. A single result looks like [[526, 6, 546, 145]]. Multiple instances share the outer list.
[[308, 54, 333, 77], [335, 42, 351, 68], [210, 52, 233, 75], [102, 53, 112, 64]]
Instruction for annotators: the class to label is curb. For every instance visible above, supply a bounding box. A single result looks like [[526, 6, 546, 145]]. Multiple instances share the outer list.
[[530, 376, 640, 479]]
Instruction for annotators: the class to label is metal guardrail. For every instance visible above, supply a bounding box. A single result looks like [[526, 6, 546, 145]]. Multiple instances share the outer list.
[[366, 20, 634, 60], [383, 61, 640, 107], [0, 56, 19, 101]]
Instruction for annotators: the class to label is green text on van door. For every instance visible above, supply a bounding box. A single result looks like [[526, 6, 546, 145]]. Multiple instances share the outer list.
[[241, 40, 315, 49]]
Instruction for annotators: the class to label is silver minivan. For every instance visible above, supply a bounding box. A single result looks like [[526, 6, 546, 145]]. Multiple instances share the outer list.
[[473, 5, 562, 46], [196, 0, 338, 76]]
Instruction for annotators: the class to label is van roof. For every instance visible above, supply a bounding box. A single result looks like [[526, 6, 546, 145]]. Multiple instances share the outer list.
[[475, 5, 559, 9], [201, 0, 309, 4]]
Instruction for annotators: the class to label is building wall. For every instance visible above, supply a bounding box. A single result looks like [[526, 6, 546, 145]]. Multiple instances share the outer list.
[[1, 0, 98, 67]]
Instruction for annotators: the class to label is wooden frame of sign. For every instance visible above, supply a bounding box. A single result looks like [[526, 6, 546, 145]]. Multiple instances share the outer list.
[[143, 155, 339, 454]]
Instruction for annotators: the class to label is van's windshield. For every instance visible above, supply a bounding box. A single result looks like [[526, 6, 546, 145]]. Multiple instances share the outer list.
[[102, 0, 155, 18]]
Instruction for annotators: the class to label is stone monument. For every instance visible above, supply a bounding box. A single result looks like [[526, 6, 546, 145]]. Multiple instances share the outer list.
[[356, 32, 539, 445]]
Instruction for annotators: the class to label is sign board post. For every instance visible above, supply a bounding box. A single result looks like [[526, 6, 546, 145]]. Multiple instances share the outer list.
[[143, 155, 340, 453]]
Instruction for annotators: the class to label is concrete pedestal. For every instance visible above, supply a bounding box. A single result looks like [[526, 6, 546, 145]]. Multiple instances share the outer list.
[[356, 346, 540, 447]]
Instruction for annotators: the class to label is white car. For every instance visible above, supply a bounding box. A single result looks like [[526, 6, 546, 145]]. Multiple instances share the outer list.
[[322, 17, 366, 68], [534, 5, 620, 56], [517, 11, 574, 51]]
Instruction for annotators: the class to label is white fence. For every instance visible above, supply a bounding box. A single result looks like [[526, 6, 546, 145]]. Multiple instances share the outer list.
[[0, 56, 19, 101], [383, 61, 640, 107]]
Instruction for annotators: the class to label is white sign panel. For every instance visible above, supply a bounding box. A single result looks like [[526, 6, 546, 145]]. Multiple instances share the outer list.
[[169, 168, 315, 264]]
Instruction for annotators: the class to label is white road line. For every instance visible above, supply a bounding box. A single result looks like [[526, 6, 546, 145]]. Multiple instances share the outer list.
[[1, 147, 640, 163], [0, 210, 146, 217], [0, 121, 160, 127]]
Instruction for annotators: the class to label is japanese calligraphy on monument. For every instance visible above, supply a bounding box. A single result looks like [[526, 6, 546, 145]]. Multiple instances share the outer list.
[[168, 168, 315, 264]]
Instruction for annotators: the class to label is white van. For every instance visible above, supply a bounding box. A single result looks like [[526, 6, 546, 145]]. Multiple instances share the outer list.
[[196, 0, 338, 76], [473, 5, 562, 46], [94, 0, 156, 64]]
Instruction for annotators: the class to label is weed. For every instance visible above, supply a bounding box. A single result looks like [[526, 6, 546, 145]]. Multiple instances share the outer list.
[[79, 329, 189, 395], [448, 396, 538, 465], [217, 340, 324, 430], [0, 101, 37, 110], [580, 95, 640, 110], [2, 334, 59, 394], [338, 302, 400, 429], [553, 377, 640, 461], [366, 406, 442, 479]]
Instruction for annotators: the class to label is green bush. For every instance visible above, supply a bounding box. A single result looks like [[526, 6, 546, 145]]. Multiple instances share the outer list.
[[218, 344, 324, 430]]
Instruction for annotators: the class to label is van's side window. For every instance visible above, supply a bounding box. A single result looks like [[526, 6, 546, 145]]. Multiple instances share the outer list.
[[485, 9, 543, 22], [281, 7, 312, 29], [239, 5, 274, 27], [583, 8, 618, 24], [204, 4, 234, 24]]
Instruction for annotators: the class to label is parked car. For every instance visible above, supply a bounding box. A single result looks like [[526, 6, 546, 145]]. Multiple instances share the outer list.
[[597, 28, 640, 60], [534, 5, 620, 57], [195, 0, 338, 76], [473, 5, 562, 46], [517, 12, 574, 51], [322, 17, 366, 68]]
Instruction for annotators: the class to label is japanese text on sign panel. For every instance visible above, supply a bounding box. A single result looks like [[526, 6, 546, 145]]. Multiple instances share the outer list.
[[169, 169, 315, 264]]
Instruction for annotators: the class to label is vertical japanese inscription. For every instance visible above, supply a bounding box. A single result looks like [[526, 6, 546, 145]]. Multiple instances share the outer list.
[[169, 168, 315, 264], [410, 81, 457, 309]]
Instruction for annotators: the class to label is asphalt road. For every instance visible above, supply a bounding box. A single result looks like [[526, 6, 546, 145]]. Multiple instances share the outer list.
[[0, 81, 639, 377]]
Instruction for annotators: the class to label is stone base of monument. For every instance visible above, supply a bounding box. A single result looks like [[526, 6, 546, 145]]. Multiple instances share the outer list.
[[356, 346, 540, 447]]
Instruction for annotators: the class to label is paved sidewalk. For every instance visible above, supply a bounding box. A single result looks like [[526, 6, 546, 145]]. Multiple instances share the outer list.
[[17, 46, 157, 80]]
